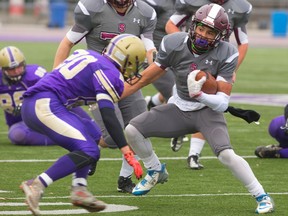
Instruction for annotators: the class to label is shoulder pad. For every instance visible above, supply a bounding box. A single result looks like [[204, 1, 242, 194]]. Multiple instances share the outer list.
[[228, 0, 252, 14], [135, 0, 156, 18], [75, 0, 105, 14]]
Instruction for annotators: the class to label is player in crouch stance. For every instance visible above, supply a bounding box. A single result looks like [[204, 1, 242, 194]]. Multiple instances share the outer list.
[[19, 34, 145, 215], [123, 4, 274, 214], [255, 104, 288, 158]]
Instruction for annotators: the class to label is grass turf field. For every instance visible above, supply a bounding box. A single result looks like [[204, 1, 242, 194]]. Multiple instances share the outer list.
[[0, 41, 288, 215]]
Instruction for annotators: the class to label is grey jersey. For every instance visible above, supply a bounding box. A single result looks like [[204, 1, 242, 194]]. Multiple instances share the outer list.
[[71, 0, 157, 52], [174, 0, 252, 44], [156, 32, 238, 101], [143, 0, 175, 48]]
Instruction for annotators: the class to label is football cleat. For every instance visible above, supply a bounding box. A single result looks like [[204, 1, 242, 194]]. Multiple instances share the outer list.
[[132, 163, 168, 196], [117, 176, 136, 193], [145, 95, 156, 110], [170, 135, 189, 152], [187, 154, 204, 170], [254, 144, 282, 158], [255, 194, 274, 214], [20, 178, 44, 216], [71, 186, 106, 212]]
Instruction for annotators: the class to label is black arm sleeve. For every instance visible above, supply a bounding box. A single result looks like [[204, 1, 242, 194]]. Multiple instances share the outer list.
[[100, 107, 128, 149]]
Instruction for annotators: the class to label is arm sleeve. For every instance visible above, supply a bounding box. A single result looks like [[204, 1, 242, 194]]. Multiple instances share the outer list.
[[196, 92, 230, 113], [99, 107, 127, 149]]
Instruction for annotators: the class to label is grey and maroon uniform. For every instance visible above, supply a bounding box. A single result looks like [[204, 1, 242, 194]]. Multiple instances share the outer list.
[[143, 0, 176, 101], [171, 0, 252, 45], [67, 0, 157, 148], [129, 32, 239, 155]]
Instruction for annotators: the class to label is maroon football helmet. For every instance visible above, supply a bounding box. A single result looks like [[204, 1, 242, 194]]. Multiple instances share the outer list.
[[189, 3, 230, 54], [209, 0, 229, 5], [107, 0, 134, 8]]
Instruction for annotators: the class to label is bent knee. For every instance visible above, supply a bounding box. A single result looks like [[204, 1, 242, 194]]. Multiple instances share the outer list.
[[8, 125, 27, 145]]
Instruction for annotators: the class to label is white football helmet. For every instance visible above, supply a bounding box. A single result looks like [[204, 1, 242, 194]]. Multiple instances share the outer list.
[[0, 46, 26, 82], [103, 34, 146, 85]]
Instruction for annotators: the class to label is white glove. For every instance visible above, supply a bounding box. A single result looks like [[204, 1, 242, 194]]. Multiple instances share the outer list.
[[187, 70, 206, 98]]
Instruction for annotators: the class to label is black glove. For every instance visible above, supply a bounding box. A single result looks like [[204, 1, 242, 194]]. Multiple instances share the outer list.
[[13, 103, 22, 116], [225, 106, 260, 124]]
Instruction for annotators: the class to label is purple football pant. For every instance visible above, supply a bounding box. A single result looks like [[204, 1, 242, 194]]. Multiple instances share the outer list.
[[8, 121, 55, 146], [269, 115, 288, 158], [21, 92, 101, 182]]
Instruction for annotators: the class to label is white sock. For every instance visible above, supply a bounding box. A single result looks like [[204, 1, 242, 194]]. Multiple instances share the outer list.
[[119, 155, 134, 177], [142, 151, 162, 171], [189, 138, 205, 156], [152, 93, 162, 106], [218, 149, 265, 197]]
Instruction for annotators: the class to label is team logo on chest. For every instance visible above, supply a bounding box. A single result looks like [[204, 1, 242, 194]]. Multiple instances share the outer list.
[[205, 59, 213, 65], [190, 63, 198, 71], [226, 8, 235, 14], [118, 23, 126, 33]]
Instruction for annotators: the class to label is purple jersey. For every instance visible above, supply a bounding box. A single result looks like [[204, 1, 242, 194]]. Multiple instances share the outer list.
[[24, 50, 124, 109], [0, 65, 47, 127]]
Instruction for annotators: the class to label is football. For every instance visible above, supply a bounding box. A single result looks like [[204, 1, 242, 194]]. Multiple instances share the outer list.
[[195, 70, 217, 94]]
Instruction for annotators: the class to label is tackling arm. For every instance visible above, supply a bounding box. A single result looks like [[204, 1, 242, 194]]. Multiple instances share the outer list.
[[120, 63, 166, 100], [53, 36, 75, 69], [99, 106, 143, 179]]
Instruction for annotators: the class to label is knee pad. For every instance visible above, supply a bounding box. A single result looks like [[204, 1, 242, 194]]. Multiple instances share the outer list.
[[8, 123, 27, 145], [269, 116, 285, 138], [67, 151, 97, 169]]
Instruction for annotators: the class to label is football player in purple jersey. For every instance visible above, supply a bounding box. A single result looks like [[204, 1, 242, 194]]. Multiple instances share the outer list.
[[0, 46, 103, 147], [122, 4, 274, 214], [0, 46, 55, 146], [255, 104, 288, 158], [165, 0, 253, 169], [53, 0, 157, 193], [19, 34, 146, 215]]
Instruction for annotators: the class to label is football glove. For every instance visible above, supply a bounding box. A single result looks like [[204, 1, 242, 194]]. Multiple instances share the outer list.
[[225, 106, 260, 124], [124, 150, 143, 179], [13, 103, 22, 116], [187, 70, 206, 98]]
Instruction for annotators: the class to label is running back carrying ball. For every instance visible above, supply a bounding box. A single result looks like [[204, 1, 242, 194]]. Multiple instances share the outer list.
[[195, 70, 217, 94]]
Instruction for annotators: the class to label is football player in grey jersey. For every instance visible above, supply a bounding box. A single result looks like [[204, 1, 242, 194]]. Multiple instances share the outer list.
[[53, 0, 157, 193], [166, 0, 252, 169], [123, 4, 274, 214], [142, 0, 176, 108]]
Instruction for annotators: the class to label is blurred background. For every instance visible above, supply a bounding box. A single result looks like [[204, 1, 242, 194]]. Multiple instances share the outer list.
[[0, 0, 288, 37]]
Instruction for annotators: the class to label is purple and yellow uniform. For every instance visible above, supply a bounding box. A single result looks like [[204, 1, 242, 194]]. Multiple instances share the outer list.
[[0, 64, 56, 145], [21, 49, 127, 184]]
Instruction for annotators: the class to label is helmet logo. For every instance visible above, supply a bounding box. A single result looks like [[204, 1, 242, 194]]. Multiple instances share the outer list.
[[114, 50, 126, 61], [118, 23, 126, 33]]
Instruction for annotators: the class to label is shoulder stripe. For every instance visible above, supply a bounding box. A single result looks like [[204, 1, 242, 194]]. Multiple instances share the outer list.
[[96, 93, 114, 102], [226, 52, 239, 63], [78, 1, 90, 15], [94, 69, 120, 102]]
